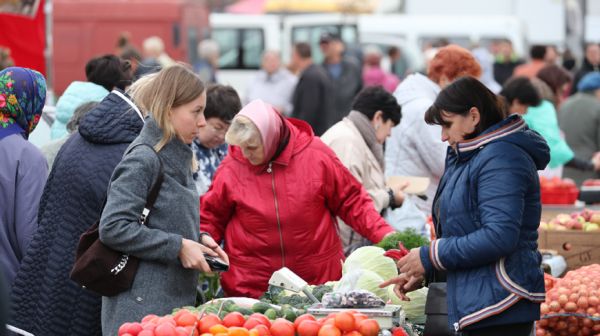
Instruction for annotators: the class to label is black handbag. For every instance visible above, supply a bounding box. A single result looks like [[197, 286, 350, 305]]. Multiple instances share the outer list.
[[424, 198, 453, 336], [70, 144, 164, 297], [424, 282, 453, 336]]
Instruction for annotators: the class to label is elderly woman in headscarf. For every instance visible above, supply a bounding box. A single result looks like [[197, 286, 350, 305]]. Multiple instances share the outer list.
[[0, 66, 47, 289], [201, 99, 395, 298]]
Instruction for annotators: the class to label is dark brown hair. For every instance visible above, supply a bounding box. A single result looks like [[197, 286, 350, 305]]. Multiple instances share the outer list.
[[294, 42, 311, 59], [425, 76, 506, 139], [536, 64, 572, 96]]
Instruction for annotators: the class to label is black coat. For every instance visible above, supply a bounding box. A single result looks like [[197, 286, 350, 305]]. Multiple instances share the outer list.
[[9, 90, 144, 336], [323, 58, 363, 127], [291, 64, 335, 136], [571, 59, 600, 94]]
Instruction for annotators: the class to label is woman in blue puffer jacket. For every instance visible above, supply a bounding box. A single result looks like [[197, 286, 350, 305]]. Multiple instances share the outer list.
[[382, 76, 550, 336]]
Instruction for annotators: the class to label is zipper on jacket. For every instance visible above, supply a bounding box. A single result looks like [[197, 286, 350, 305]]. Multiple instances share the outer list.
[[268, 162, 286, 267]]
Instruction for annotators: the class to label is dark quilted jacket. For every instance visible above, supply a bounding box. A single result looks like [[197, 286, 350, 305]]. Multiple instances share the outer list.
[[9, 90, 144, 336]]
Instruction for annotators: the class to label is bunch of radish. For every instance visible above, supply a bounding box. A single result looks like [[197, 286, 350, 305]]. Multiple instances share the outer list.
[[536, 265, 600, 336]]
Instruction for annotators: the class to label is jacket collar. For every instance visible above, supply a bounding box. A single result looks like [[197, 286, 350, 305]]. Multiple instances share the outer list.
[[454, 114, 526, 161]]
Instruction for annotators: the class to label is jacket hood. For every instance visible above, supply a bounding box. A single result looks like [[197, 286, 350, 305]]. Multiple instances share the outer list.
[[55, 81, 109, 124], [393, 72, 440, 106], [457, 114, 550, 170], [78, 90, 144, 144], [229, 117, 314, 169]]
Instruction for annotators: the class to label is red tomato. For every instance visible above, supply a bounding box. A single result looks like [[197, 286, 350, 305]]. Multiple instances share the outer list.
[[334, 313, 355, 332], [294, 314, 317, 330], [250, 314, 271, 327], [297, 320, 321, 336], [269, 319, 295, 336], [157, 317, 177, 327], [352, 313, 368, 325], [142, 315, 160, 324], [138, 330, 155, 336], [119, 322, 144, 336], [199, 314, 222, 334], [318, 325, 342, 336], [357, 319, 380, 336], [244, 318, 265, 330], [223, 312, 247, 328], [252, 324, 271, 336], [155, 323, 177, 336], [176, 312, 198, 327], [175, 326, 190, 336], [344, 331, 362, 336]]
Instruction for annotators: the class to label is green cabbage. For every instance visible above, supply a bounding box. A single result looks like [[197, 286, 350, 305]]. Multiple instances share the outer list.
[[387, 286, 428, 324], [335, 269, 388, 301], [343, 246, 398, 281]]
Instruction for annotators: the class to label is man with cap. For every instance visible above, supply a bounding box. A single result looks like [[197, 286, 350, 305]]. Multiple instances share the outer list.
[[319, 32, 363, 130], [559, 72, 600, 185]]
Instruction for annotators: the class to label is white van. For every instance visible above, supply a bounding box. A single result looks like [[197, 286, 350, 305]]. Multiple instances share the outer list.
[[357, 14, 527, 73], [209, 14, 281, 95], [210, 13, 526, 95]]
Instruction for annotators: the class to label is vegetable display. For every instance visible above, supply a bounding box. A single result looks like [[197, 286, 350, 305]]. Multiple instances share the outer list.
[[375, 229, 429, 251], [536, 265, 600, 336]]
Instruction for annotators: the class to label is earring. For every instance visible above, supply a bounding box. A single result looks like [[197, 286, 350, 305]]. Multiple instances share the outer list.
[[375, 124, 381, 131]]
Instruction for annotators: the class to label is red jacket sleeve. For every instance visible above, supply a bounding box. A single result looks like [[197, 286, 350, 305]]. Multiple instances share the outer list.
[[200, 161, 236, 243], [320, 144, 394, 243]]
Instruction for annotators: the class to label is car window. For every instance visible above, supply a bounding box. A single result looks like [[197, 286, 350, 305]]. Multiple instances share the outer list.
[[212, 28, 264, 69]]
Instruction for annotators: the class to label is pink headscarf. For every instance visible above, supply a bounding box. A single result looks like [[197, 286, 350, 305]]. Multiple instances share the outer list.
[[238, 99, 283, 162]]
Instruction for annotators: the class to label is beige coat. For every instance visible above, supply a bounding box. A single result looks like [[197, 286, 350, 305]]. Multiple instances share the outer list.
[[321, 118, 389, 250]]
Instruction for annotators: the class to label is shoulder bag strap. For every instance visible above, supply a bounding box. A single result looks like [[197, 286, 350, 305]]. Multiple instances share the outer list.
[[125, 143, 165, 225]]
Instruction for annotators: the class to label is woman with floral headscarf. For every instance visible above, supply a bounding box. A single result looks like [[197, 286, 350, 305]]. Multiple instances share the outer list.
[[0, 66, 47, 289]]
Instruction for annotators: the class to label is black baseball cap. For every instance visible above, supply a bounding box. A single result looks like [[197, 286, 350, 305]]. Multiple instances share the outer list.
[[319, 32, 342, 44]]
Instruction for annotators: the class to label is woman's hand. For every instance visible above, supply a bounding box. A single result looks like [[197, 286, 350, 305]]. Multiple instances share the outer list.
[[179, 238, 218, 272], [200, 234, 229, 265], [390, 181, 410, 206], [397, 247, 426, 279], [379, 273, 423, 301]]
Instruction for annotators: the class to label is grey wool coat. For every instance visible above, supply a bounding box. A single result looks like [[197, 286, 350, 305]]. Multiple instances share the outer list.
[[99, 117, 200, 336]]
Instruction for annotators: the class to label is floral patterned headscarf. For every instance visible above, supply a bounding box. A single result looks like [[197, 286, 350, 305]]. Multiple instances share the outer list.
[[0, 67, 47, 137]]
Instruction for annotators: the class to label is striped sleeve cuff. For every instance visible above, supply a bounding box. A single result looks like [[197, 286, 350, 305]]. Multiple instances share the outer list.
[[422, 239, 447, 272]]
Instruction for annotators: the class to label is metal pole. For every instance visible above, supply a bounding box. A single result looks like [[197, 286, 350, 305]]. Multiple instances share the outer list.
[[44, 0, 55, 105]]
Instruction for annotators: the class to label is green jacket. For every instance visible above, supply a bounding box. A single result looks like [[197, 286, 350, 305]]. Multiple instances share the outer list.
[[523, 100, 574, 168]]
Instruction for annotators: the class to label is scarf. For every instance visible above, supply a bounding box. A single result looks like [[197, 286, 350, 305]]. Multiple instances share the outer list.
[[0, 67, 46, 139], [238, 99, 289, 163], [347, 110, 384, 170]]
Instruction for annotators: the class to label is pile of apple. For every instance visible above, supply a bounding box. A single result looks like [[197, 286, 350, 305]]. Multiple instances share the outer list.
[[117, 310, 403, 336], [540, 177, 578, 191], [582, 179, 600, 187], [540, 209, 600, 232]]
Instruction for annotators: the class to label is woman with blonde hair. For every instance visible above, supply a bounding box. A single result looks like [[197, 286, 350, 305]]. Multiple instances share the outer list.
[[10, 69, 152, 336], [201, 99, 394, 298], [98, 65, 228, 335]]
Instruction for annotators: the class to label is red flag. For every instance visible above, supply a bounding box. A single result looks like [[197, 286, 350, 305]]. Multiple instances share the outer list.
[[0, 0, 46, 75]]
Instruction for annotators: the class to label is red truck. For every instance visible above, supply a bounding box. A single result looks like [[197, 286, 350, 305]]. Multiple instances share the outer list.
[[52, 0, 210, 95]]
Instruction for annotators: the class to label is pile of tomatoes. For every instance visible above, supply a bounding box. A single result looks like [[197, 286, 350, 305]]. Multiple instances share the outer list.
[[117, 310, 390, 336]]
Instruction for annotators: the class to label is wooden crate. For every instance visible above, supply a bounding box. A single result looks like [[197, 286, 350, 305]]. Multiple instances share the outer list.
[[538, 230, 600, 270]]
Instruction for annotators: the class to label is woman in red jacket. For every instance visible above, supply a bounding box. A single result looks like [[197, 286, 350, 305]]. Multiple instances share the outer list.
[[201, 99, 394, 298]]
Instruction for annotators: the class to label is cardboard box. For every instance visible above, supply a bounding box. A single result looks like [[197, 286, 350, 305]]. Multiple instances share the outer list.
[[538, 230, 600, 270]]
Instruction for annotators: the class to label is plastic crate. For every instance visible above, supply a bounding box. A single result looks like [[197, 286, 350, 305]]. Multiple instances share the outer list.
[[541, 188, 579, 205]]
